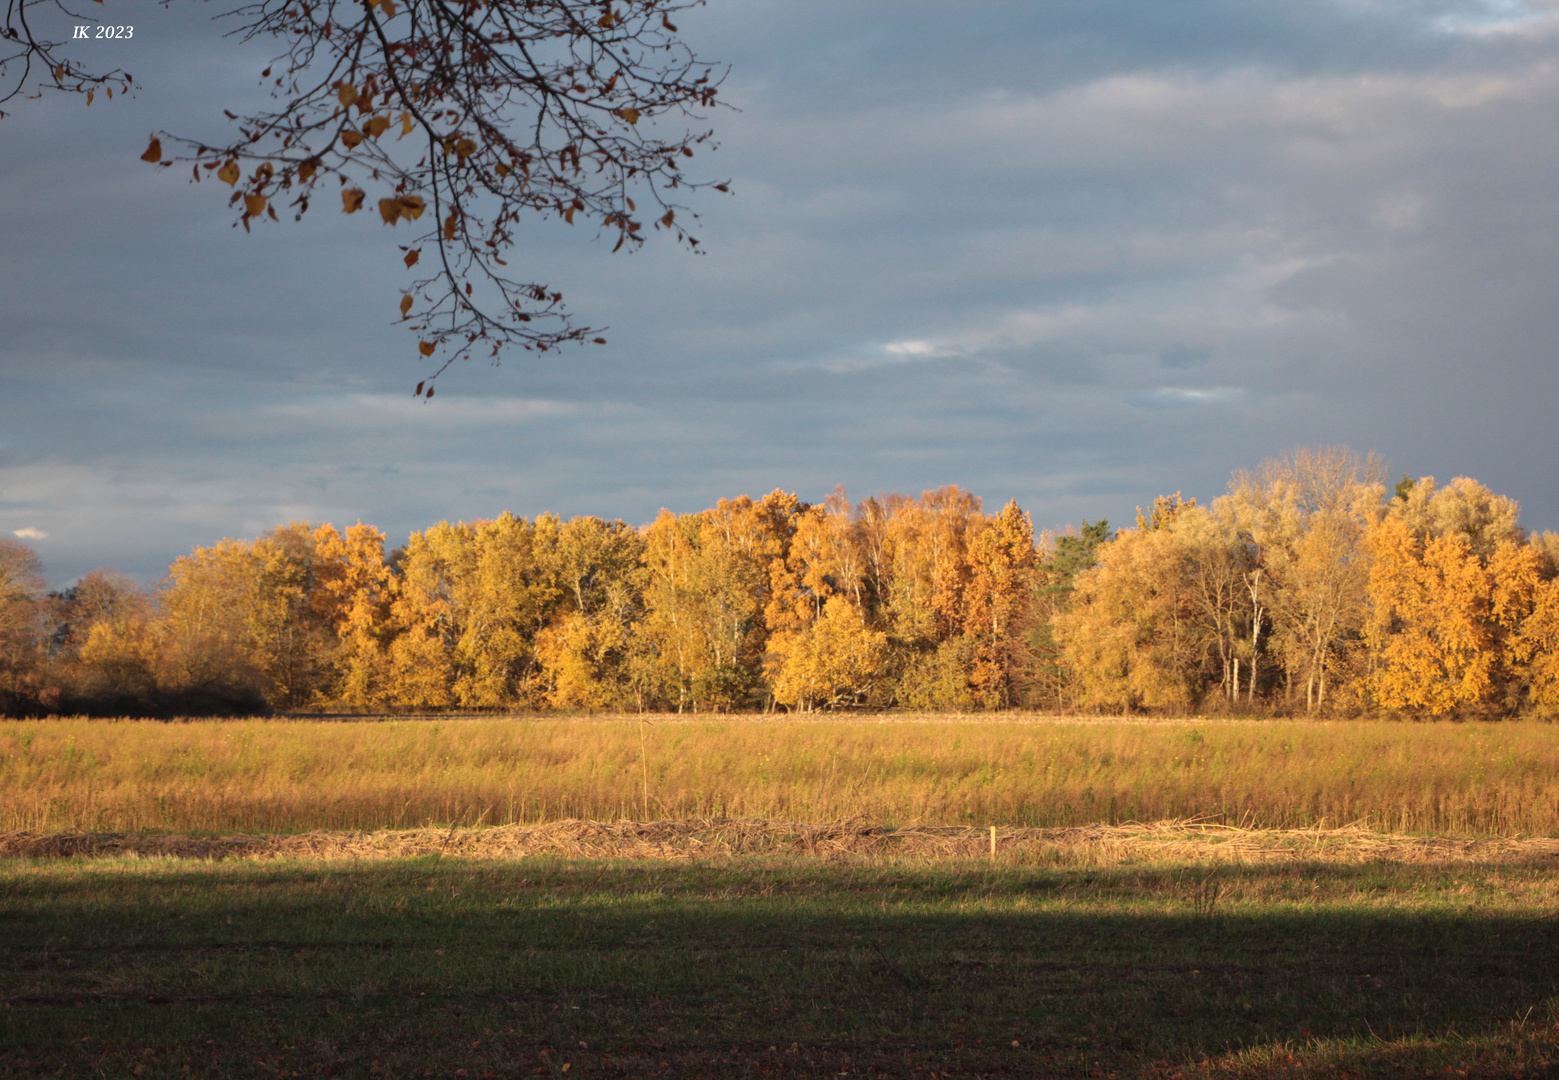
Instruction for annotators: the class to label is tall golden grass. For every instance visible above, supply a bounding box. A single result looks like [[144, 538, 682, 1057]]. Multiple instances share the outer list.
[[3, 714, 1557, 836]]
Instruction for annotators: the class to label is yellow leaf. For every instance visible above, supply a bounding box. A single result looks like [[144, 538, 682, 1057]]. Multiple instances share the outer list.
[[341, 129, 364, 149], [399, 194, 425, 220], [217, 160, 241, 185], [443, 212, 458, 240], [597, 12, 616, 27], [244, 194, 267, 216], [338, 83, 358, 108], [298, 160, 317, 182], [363, 115, 391, 139], [400, 111, 414, 137], [404, 248, 420, 268], [617, 107, 640, 125], [86, 89, 94, 106], [140, 137, 162, 164], [495, 163, 511, 177], [454, 138, 477, 162], [342, 188, 366, 213], [400, 295, 414, 316], [564, 207, 576, 225], [419, 341, 435, 356], [378, 197, 401, 225], [381, 0, 397, 15]]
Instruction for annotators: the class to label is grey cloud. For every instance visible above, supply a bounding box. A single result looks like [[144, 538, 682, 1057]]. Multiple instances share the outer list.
[[5, 0, 1559, 585]]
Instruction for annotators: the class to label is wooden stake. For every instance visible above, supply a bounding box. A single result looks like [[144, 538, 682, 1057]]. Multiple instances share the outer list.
[[989, 824, 997, 860]]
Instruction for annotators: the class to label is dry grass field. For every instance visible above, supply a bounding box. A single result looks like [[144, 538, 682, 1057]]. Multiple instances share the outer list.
[[3, 713, 1559, 835], [6, 715, 1559, 1077]]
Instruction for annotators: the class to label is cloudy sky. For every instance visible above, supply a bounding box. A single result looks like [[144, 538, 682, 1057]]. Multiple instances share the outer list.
[[4, 0, 1559, 586]]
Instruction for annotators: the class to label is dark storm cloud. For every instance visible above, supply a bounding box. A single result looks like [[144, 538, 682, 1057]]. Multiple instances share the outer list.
[[4, 0, 1559, 584]]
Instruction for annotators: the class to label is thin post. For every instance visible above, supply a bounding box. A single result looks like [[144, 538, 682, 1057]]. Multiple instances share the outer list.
[[989, 824, 997, 860]]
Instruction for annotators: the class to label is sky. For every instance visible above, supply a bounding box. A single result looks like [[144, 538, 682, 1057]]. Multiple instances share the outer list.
[[4, 0, 1559, 587]]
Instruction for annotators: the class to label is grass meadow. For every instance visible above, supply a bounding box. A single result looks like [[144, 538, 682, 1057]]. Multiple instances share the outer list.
[[3, 713, 1559, 835], [5, 714, 1559, 1078]]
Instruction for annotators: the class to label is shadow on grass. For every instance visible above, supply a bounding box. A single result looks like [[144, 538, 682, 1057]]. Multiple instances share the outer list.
[[3, 859, 1558, 1077]]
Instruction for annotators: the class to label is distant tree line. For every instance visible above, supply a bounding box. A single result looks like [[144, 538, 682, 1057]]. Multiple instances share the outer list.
[[5, 447, 1559, 718]]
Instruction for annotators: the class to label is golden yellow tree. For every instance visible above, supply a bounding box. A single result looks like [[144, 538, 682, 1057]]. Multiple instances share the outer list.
[[311, 523, 396, 709], [1364, 517, 1538, 716], [963, 500, 1036, 707], [634, 494, 789, 710], [387, 513, 566, 709], [769, 596, 887, 711], [1055, 524, 1206, 712]]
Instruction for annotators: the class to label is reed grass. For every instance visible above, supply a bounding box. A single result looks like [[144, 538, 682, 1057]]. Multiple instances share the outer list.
[[3, 714, 1557, 836]]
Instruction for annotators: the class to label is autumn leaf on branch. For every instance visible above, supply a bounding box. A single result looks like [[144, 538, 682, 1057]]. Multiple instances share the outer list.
[[0, 0, 136, 119], [2, 0, 729, 396]]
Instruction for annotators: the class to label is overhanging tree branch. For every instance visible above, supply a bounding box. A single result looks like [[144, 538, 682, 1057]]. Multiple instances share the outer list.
[[2, 0, 728, 394]]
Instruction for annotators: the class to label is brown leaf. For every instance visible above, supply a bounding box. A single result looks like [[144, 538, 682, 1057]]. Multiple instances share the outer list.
[[454, 138, 477, 162], [425, 384, 434, 400], [217, 160, 241, 186], [443, 213, 458, 241], [400, 295, 414, 316], [564, 207, 576, 225], [378, 197, 401, 225], [495, 163, 511, 177], [298, 160, 317, 182], [363, 115, 391, 139], [617, 107, 640, 125], [342, 188, 366, 213], [140, 137, 162, 164], [660, 210, 675, 228], [86, 89, 94, 106], [418, 341, 435, 356], [400, 111, 414, 137], [337, 83, 358, 108], [381, 0, 398, 16], [244, 194, 267, 216], [404, 248, 420, 268], [398, 195, 425, 221], [341, 129, 364, 149]]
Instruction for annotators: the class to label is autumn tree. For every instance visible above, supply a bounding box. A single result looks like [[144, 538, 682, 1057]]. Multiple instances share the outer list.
[[634, 494, 790, 711], [311, 522, 397, 708], [388, 513, 566, 708], [763, 490, 888, 711], [157, 524, 341, 711], [48, 570, 157, 713], [1024, 519, 1110, 709], [768, 596, 886, 712], [4, 0, 726, 388], [876, 487, 984, 710], [1054, 521, 1208, 713], [1218, 446, 1386, 710], [0, 538, 45, 710], [534, 515, 646, 709], [1364, 516, 1538, 717], [963, 500, 1037, 708]]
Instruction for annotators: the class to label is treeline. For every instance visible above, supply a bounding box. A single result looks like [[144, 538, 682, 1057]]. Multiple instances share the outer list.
[[4, 446, 1558, 718]]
